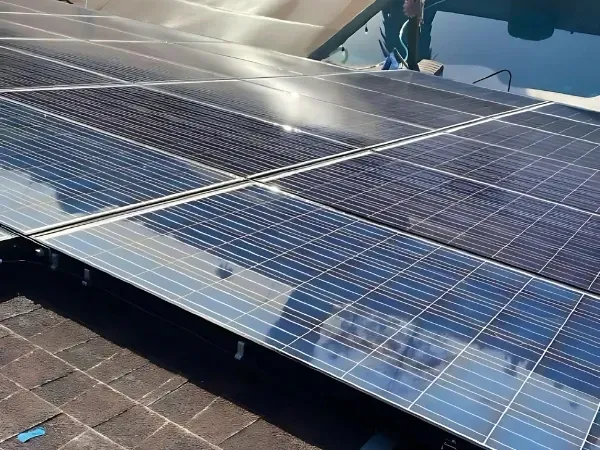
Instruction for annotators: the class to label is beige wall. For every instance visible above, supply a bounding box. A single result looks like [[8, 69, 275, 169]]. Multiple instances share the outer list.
[[72, 0, 376, 56]]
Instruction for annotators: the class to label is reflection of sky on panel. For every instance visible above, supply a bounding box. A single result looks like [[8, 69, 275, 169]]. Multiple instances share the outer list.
[[41, 186, 600, 449], [0, 99, 233, 233]]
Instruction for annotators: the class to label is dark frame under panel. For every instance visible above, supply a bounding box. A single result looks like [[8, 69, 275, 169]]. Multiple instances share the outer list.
[[39, 183, 600, 450]]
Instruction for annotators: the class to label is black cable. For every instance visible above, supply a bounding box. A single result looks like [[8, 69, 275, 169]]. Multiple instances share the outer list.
[[473, 69, 513, 92]]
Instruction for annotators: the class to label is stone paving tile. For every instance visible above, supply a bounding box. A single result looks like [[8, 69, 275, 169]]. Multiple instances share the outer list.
[[187, 397, 259, 445], [32, 371, 97, 407], [149, 382, 217, 425], [62, 384, 134, 427], [56, 337, 121, 371], [0, 390, 59, 441], [1, 349, 72, 389], [0, 374, 19, 401], [221, 419, 319, 450], [0, 413, 86, 450], [139, 374, 187, 406], [30, 320, 97, 354], [87, 349, 147, 383], [0, 335, 35, 367], [136, 423, 213, 450], [0, 296, 40, 322], [0, 308, 64, 338], [60, 431, 123, 450], [109, 363, 174, 401], [94, 405, 165, 449]]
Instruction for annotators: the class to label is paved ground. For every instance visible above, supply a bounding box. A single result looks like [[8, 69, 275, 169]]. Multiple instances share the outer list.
[[0, 268, 378, 450]]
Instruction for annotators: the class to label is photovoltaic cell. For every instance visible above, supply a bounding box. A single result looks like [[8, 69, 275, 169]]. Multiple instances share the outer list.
[[105, 42, 295, 79], [0, 2, 33, 13], [537, 104, 600, 127], [372, 70, 540, 108], [322, 72, 513, 117], [40, 184, 600, 450], [452, 120, 600, 173], [248, 76, 476, 129], [156, 80, 426, 147], [0, 45, 116, 88], [2, 87, 352, 176], [5, 40, 224, 83], [0, 98, 234, 233], [63, 16, 223, 43], [380, 133, 600, 214], [177, 42, 351, 75], [502, 111, 600, 144], [2, 0, 104, 15], [271, 149, 600, 293], [0, 14, 154, 41], [0, 17, 66, 39]]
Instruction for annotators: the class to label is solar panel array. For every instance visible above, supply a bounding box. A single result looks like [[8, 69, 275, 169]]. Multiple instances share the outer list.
[[2, 1, 600, 449]]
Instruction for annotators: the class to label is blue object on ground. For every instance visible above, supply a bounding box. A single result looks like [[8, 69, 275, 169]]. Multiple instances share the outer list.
[[382, 52, 399, 70], [17, 427, 46, 443]]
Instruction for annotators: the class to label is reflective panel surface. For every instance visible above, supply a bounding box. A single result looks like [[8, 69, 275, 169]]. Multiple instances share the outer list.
[[0, 98, 234, 233], [537, 104, 600, 127], [0, 14, 153, 41], [157, 80, 426, 147], [320, 73, 513, 117], [105, 42, 294, 79], [271, 146, 600, 293], [5, 40, 223, 82], [502, 111, 600, 144], [3, 87, 352, 176], [249, 76, 476, 129], [0, 17, 66, 38], [373, 70, 540, 108], [65, 16, 223, 43], [40, 184, 599, 450], [177, 42, 350, 75], [0, 45, 119, 88]]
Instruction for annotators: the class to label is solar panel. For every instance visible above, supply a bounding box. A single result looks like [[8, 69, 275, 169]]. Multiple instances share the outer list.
[[0, 98, 235, 234], [270, 148, 600, 292], [537, 104, 600, 127], [62, 16, 223, 43], [0, 45, 118, 88], [0, 14, 154, 41], [321, 73, 514, 117], [2, 87, 353, 176], [0, 228, 13, 241], [177, 42, 350, 75], [502, 111, 600, 144], [155, 80, 426, 147], [0, 17, 66, 39], [372, 70, 540, 108], [452, 120, 600, 172], [0, 2, 33, 13], [4, 40, 224, 83], [104, 42, 295, 79], [2, 0, 104, 15], [39, 184, 600, 450], [376, 133, 600, 214], [248, 76, 477, 129]]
